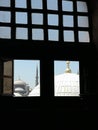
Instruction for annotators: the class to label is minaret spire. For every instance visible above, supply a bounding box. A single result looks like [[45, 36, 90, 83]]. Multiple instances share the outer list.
[[65, 61, 72, 73], [35, 65, 38, 86]]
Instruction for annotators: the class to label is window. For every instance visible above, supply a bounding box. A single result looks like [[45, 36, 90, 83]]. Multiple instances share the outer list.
[[0, 0, 95, 99], [54, 61, 80, 96], [14, 60, 40, 97], [0, 0, 90, 42]]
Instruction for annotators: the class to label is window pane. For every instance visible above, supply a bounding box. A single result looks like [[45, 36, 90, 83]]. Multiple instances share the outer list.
[[48, 29, 59, 41], [47, 0, 58, 10], [4, 61, 12, 76], [62, 0, 73, 12], [63, 31, 74, 42], [16, 12, 27, 24], [48, 14, 58, 26], [32, 29, 44, 40], [3, 78, 12, 95], [32, 13, 43, 25], [14, 60, 40, 97], [3, 60, 13, 95], [78, 16, 89, 27], [0, 0, 10, 7], [77, 1, 88, 12], [31, 0, 43, 9], [15, 0, 27, 8], [0, 11, 11, 23], [78, 31, 90, 42], [16, 28, 28, 39], [54, 61, 80, 96], [63, 15, 73, 27], [0, 27, 11, 39]]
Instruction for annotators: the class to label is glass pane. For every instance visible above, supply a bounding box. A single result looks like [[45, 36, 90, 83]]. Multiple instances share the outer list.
[[47, 0, 58, 10], [3, 78, 12, 95], [54, 61, 80, 96], [63, 31, 74, 42], [0, 0, 10, 7], [16, 12, 27, 24], [0, 11, 11, 23], [62, 0, 73, 12], [63, 15, 73, 27], [78, 31, 90, 42], [4, 61, 12, 76], [77, 1, 88, 12], [48, 29, 59, 41], [3, 60, 13, 95], [32, 13, 43, 25], [31, 0, 43, 9], [0, 27, 11, 39], [15, 0, 27, 8], [78, 16, 89, 27], [48, 14, 58, 26], [14, 60, 40, 97], [32, 29, 44, 40], [16, 28, 28, 39]]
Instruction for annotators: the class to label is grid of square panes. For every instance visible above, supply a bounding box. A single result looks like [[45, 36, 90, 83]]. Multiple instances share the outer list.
[[0, 0, 90, 43]]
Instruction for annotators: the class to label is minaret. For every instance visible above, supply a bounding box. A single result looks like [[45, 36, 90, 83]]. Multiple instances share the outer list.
[[65, 61, 72, 73], [35, 65, 38, 86]]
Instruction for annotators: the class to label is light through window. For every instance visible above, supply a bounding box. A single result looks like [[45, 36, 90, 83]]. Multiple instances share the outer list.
[[14, 60, 40, 97], [54, 61, 80, 96]]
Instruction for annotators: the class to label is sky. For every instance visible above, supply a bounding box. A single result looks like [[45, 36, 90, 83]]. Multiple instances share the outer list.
[[14, 60, 40, 88], [54, 60, 79, 75]]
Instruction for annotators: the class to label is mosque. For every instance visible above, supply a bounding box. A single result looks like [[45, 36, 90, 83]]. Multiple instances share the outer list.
[[14, 79, 32, 96], [14, 61, 80, 97]]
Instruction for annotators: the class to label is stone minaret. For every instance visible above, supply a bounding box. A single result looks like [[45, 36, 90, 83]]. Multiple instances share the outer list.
[[35, 65, 38, 86]]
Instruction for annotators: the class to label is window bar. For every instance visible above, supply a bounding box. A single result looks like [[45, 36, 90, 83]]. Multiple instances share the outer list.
[[58, 0, 63, 43], [73, 0, 78, 43], [43, 0, 48, 42], [11, 0, 16, 39], [87, 1, 93, 44], [12, 60, 14, 96], [27, 0, 32, 40]]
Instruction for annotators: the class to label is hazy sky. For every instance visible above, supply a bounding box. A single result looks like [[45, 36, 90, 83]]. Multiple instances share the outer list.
[[14, 60, 40, 88]]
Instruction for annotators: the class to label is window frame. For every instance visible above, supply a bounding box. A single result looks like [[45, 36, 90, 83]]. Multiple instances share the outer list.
[[0, 0, 96, 108]]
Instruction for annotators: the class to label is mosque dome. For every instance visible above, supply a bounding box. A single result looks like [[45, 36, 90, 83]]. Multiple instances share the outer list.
[[28, 84, 40, 96], [14, 87, 25, 92], [14, 79, 30, 96], [14, 79, 26, 86], [54, 73, 79, 96]]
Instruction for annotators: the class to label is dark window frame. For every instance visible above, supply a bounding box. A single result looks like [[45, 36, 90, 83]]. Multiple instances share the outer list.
[[0, 0, 96, 108]]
